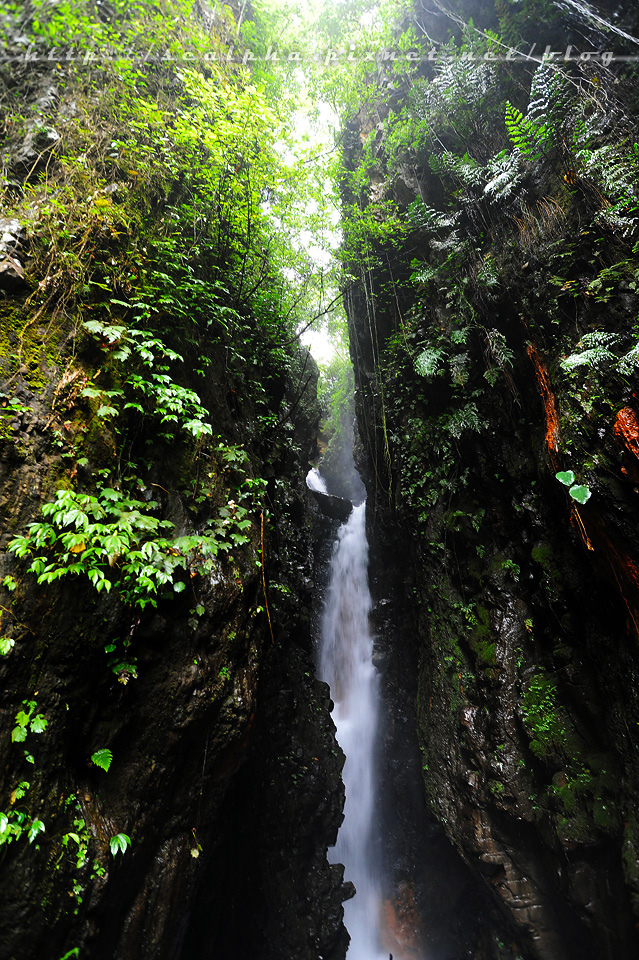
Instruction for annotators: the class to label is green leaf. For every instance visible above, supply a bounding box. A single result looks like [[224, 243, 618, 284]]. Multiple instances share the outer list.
[[0, 637, 15, 655], [14, 781, 30, 800], [28, 819, 45, 843], [569, 484, 591, 504], [109, 832, 130, 855], [173, 581, 186, 593], [91, 748, 113, 772], [29, 715, 47, 734], [555, 470, 575, 486], [11, 726, 27, 743]]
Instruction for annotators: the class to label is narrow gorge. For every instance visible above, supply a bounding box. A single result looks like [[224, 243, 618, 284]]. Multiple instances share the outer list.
[[2, 1, 639, 959]]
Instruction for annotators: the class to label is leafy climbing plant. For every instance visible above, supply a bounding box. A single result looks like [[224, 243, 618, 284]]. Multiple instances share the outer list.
[[109, 833, 131, 856], [82, 320, 212, 440], [7, 482, 253, 609]]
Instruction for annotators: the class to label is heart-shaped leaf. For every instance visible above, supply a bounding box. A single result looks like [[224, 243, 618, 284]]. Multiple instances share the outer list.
[[556, 470, 575, 486], [569, 484, 591, 504]]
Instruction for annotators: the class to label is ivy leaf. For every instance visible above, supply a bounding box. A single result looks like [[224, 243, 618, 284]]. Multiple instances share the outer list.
[[109, 832, 130, 855], [29, 715, 47, 734], [28, 819, 45, 844], [91, 748, 113, 772], [555, 470, 575, 486], [0, 637, 15, 655], [569, 484, 591, 504]]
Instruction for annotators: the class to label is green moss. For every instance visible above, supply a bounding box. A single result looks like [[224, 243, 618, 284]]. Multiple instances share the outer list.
[[467, 604, 496, 666], [0, 305, 65, 393], [530, 542, 562, 584], [593, 797, 613, 829], [522, 670, 566, 757], [474, 638, 495, 666], [531, 543, 553, 565], [488, 779, 505, 797]]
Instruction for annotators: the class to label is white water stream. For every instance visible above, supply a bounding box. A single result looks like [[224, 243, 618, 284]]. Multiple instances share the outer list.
[[319, 501, 388, 960], [307, 467, 329, 494]]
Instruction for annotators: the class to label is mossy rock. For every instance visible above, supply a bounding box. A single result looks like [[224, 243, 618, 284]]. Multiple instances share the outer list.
[[0, 303, 66, 395]]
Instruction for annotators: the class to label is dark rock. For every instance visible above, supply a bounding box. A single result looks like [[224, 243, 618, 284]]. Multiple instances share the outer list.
[[309, 489, 352, 523], [0, 255, 26, 289], [11, 126, 60, 177]]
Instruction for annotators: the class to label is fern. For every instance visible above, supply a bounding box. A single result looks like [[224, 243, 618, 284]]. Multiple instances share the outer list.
[[618, 342, 639, 377], [572, 108, 639, 233], [415, 346, 445, 378], [505, 102, 548, 161], [505, 64, 570, 161], [561, 331, 621, 372], [430, 151, 485, 189], [449, 352, 470, 386], [484, 150, 522, 200], [407, 198, 457, 232], [486, 329, 514, 368], [527, 64, 570, 137], [91, 748, 113, 773], [445, 402, 485, 439]]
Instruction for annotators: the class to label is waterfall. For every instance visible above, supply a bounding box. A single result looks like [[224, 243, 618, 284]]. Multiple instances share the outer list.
[[319, 502, 387, 960], [306, 467, 329, 494]]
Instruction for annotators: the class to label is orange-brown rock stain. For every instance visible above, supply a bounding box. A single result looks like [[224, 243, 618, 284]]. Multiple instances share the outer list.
[[613, 405, 639, 481], [527, 343, 560, 463], [380, 880, 425, 960], [577, 506, 639, 641]]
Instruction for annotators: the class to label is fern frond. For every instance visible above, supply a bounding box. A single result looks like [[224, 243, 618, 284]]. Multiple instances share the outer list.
[[505, 102, 546, 161], [445, 402, 485, 438], [561, 331, 621, 372], [484, 150, 522, 199], [415, 345, 445, 378]]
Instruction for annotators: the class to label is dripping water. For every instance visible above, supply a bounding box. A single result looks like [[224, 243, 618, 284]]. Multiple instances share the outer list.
[[318, 499, 387, 960]]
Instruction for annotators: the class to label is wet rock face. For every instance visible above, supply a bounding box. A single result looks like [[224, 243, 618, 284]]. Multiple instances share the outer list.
[[0, 18, 348, 958], [0, 308, 344, 958], [368, 515, 528, 960], [182, 644, 348, 960], [342, 4, 639, 957], [0, 404, 347, 960], [0, 392, 349, 960]]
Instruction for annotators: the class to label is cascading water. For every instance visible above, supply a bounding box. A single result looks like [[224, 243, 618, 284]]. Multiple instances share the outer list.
[[319, 500, 388, 960], [307, 467, 329, 494]]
